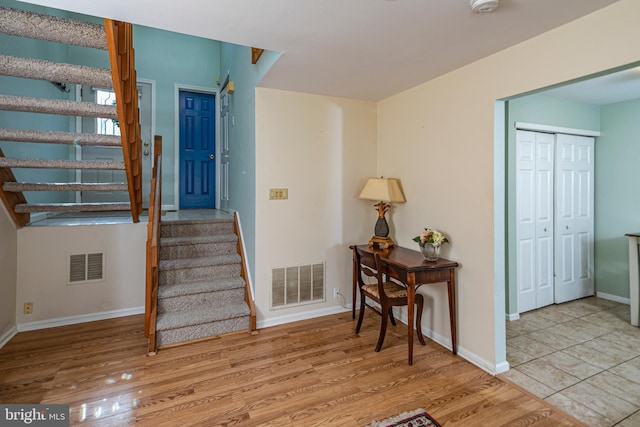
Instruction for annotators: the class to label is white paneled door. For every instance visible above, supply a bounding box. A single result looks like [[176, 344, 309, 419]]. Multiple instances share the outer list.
[[516, 130, 555, 313], [516, 130, 594, 314], [554, 134, 595, 303]]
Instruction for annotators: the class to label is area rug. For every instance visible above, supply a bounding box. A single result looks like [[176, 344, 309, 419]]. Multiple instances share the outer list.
[[365, 408, 441, 427]]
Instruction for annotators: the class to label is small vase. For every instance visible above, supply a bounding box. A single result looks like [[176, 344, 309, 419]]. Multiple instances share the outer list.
[[420, 243, 441, 261]]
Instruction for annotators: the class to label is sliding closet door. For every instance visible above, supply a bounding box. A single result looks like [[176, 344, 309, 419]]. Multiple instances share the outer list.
[[554, 134, 595, 303], [516, 130, 555, 313]]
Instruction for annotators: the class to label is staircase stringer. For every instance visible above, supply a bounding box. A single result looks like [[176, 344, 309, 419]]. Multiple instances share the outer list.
[[234, 211, 257, 334], [104, 19, 142, 223], [0, 148, 29, 227]]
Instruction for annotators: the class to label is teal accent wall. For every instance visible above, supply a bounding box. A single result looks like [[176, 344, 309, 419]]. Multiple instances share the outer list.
[[133, 25, 221, 206], [505, 94, 601, 314], [596, 99, 640, 299], [219, 42, 280, 282]]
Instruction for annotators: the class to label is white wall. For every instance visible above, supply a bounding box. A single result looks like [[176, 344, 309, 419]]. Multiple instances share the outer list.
[[16, 223, 146, 328], [377, 0, 640, 371], [0, 204, 17, 344], [255, 88, 376, 325]]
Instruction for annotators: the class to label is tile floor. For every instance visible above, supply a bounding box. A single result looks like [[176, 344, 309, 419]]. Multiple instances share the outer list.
[[502, 297, 640, 426]]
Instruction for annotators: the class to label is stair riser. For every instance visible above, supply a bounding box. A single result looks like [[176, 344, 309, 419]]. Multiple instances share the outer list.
[[158, 288, 246, 313], [159, 264, 241, 285], [159, 242, 237, 260], [161, 222, 234, 238], [156, 316, 250, 347]]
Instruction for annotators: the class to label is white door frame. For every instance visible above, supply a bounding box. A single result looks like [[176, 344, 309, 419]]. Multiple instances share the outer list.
[[173, 84, 220, 211], [138, 78, 156, 208]]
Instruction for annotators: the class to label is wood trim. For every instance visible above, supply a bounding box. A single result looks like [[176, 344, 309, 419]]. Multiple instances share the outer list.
[[145, 135, 162, 354], [251, 47, 264, 64], [104, 19, 142, 223], [234, 211, 257, 333], [0, 148, 29, 227]]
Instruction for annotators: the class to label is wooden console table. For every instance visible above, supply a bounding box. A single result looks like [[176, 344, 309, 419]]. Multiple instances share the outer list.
[[350, 244, 459, 365]]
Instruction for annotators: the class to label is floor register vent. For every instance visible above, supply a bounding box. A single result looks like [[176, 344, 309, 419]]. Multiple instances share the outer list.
[[271, 262, 325, 309], [68, 252, 105, 284]]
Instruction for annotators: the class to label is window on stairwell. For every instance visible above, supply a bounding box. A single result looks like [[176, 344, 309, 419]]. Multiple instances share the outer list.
[[96, 89, 120, 136]]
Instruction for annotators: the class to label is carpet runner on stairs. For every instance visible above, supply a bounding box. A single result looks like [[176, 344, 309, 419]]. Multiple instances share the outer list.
[[156, 217, 250, 347]]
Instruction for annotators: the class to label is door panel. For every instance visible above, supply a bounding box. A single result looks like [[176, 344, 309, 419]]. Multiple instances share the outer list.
[[554, 134, 594, 303], [516, 130, 554, 313], [179, 90, 216, 209]]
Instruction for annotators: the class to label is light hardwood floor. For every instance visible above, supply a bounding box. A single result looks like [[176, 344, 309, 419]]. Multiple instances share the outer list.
[[0, 312, 585, 426]]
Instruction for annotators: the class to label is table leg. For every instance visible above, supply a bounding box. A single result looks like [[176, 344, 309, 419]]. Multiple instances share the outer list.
[[447, 269, 457, 355], [407, 275, 415, 365], [352, 250, 357, 320]]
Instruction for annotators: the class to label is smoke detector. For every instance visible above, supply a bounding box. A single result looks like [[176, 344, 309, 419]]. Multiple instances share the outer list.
[[470, 0, 499, 13]]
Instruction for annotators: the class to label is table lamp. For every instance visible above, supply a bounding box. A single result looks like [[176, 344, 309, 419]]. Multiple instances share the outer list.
[[359, 177, 405, 248]]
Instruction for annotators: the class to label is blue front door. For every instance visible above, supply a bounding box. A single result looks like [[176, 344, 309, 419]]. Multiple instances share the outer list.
[[179, 90, 216, 209]]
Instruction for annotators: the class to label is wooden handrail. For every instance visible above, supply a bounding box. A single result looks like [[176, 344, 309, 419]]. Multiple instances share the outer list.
[[233, 211, 257, 334], [0, 148, 29, 227], [104, 18, 142, 223], [145, 135, 162, 355]]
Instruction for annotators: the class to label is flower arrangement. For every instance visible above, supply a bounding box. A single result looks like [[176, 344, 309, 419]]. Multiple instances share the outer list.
[[413, 228, 449, 247]]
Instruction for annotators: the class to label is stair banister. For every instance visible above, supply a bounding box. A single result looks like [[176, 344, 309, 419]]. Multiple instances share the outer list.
[[145, 135, 162, 355], [104, 18, 142, 223]]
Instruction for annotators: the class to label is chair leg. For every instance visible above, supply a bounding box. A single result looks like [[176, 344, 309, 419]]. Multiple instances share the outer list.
[[415, 294, 426, 345], [388, 306, 397, 326], [375, 305, 389, 352], [355, 292, 366, 334]]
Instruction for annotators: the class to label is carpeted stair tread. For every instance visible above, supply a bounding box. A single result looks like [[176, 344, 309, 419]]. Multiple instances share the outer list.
[[3, 182, 128, 192], [0, 55, 112, 88], [0, 95, 117, 118], [158, 277, 245, 299], [164, 218, 234, 225], [0, 128, 121, 146], [0, 6, 107, 50], [15, 202, 131, 213], [159, 254, 241, 271], [0, 158, 124, 170], [156, 304, 250, 331], [160, 233, 238, 247]]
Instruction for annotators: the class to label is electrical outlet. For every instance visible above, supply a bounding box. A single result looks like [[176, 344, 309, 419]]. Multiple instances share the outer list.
[[269, 188, 288, 200], [333, 288, 340, 299], [23, 302, 33, 315]]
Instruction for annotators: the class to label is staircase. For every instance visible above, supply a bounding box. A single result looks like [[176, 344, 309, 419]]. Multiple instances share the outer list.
[[0, 6, 142, 226], [155, 217, 252, 347]]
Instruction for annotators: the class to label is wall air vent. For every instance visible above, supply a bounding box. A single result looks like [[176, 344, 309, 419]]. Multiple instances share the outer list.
[[271, 262, 325, 309], [68, 252, 105, 284]]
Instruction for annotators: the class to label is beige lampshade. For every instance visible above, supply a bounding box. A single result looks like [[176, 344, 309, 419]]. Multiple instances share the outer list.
[[358, 178, 406, 203]]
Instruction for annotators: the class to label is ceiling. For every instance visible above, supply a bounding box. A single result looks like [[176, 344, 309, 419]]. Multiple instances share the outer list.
[[22, 0, 627, 101]]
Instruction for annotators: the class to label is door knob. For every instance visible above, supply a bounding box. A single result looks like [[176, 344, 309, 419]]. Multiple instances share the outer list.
[[144, 150, 150, 156], [209, 154, 215, 160]]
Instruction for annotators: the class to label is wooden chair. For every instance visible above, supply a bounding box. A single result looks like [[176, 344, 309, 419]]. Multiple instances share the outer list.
[[354, 246, 426, 352]]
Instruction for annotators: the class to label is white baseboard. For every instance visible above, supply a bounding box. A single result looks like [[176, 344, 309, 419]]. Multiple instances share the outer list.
[[0, 325, 17, 350], [596, 291, 630, 305], [17, 306, 145, 332], [258, 306, 351, 329], [506, 312, 520, 321], [495, 360, 510, 374], [389, 311, 501, 375]]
